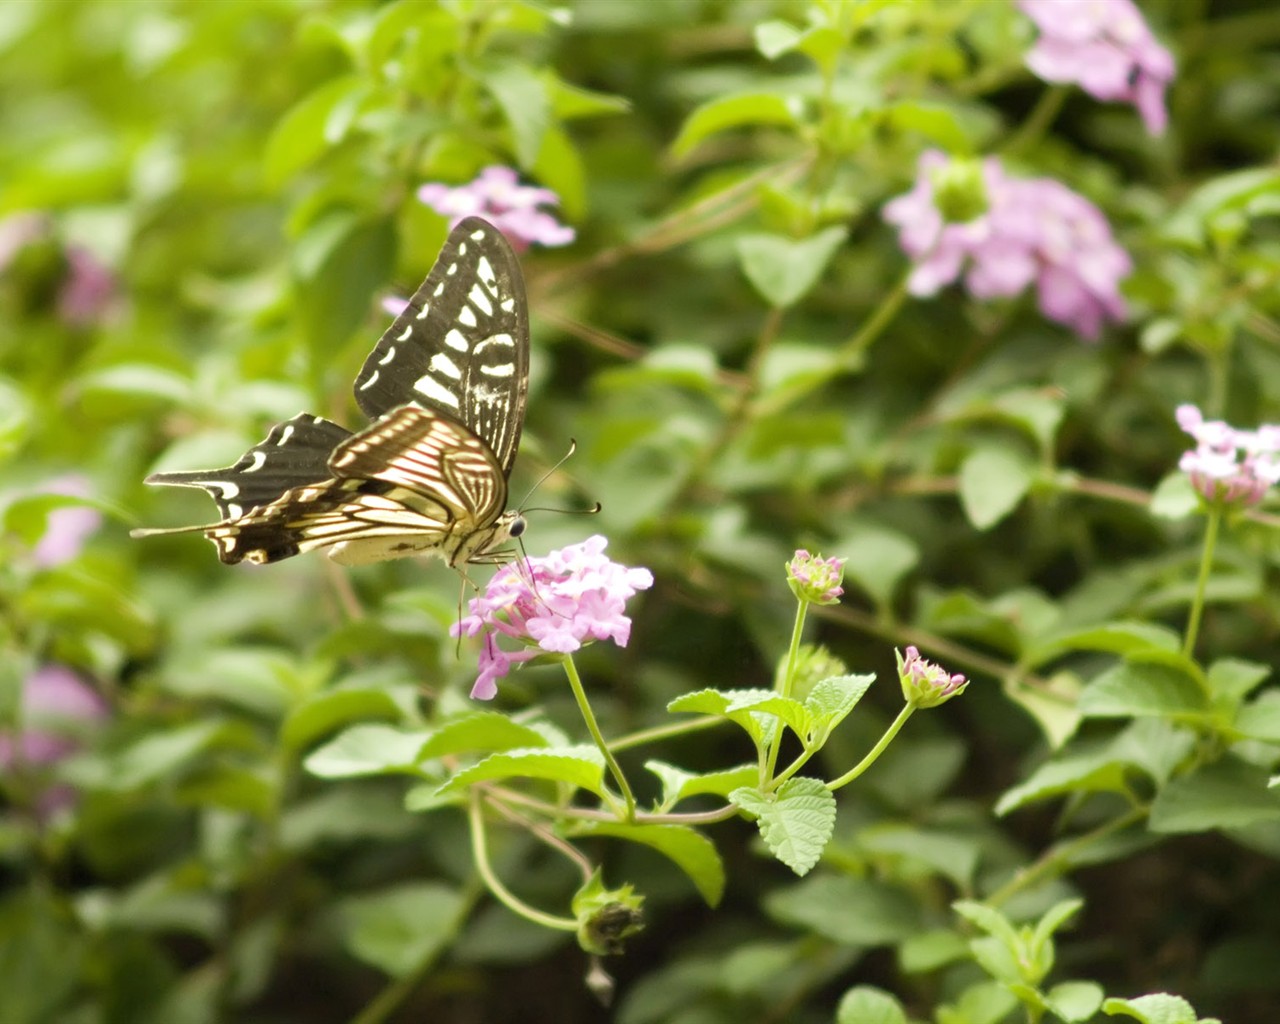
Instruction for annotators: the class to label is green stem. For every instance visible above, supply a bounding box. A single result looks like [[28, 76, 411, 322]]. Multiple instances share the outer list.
[[1001, 85, 1068, 155], [764, 599, 809, 783], [827, 704, 914, 791], [1183, 505, 1221, 661], [563, 654, 636, 819], [466, 792, 578, 933], [610, 715, 722, 752]]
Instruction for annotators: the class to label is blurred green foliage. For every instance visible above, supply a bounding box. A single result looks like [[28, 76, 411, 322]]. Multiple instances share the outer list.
[[2, 1, 1280, 1022]]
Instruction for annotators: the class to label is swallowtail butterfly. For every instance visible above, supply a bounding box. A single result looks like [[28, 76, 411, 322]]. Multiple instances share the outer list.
[[135, 216, 530, 569]]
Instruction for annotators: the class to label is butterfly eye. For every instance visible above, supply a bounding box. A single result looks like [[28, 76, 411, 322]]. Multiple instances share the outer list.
[[509, 516, 527, 538]]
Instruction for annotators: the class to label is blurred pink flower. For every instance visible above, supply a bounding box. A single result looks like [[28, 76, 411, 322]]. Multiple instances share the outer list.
[[452, 535, 653, 700], [883, 151, 1131, 340], [418, 167, 575, 250], [57, 245, 118, 327], [1019, 0, 1175, 135], [31, 474, 102, 567], [1177, 404, 1280, 509]]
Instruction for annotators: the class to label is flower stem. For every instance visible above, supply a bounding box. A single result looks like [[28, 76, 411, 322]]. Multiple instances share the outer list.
[[826, 704, 914, 791], [764, 599, 809, 783], [562, 654, 637, 819], [467, 792, 578, 933], [1183, 505, 1221, 661]]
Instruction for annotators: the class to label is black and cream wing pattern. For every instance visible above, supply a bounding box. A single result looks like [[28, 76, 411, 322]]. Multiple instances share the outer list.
[[134, 216, 530, 569]]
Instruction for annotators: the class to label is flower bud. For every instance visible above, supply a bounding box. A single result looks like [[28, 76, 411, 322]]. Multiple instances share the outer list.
[[786, 550, 846, 606], [897, 645, 968, 708]]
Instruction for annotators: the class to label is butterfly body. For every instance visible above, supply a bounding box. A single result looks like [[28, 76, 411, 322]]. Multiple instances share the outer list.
[[137, 218, 530, 570]]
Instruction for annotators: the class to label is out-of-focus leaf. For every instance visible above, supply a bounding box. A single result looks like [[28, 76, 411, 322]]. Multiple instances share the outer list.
[[337, 882, 466, 978], [672, 93, 798, 159], [737, 227, 847, 308]]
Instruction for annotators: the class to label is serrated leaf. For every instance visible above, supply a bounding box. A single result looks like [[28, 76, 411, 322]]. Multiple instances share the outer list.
[[959, 446, 1033, 530], [280, 689, 402, 754], [732, 777, 835, 876], [417, 712, 551, 760], [303, 724, 431, 778], [672, 92, 797, 158], [571, 822, 725, 906], [737, 227, 846, 308], [805, 673, 874, 729], [730, 694, 812, 739], [438, 745, 606, 796], [1101, 992, 1208, 1024], [835, 986, 907, 1024]]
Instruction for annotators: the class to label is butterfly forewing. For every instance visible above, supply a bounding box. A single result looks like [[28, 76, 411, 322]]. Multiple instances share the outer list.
[[353, 216, 529, 473], [137, 216, 532, 571]]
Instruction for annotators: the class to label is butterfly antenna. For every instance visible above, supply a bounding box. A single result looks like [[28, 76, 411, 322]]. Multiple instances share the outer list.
[[515, 439, 602, 517]]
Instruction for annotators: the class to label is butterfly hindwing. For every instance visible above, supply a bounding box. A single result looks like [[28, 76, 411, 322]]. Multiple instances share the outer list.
[[144, 413, 353, 524], [353, 216, 529, 473]]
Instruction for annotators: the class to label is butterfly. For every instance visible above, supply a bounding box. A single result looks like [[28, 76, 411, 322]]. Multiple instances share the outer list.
[[134, 216, 530, 570]]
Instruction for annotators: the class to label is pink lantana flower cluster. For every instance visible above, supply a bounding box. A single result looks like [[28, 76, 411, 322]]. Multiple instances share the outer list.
[[1019, 0, 1175, 136], [418, 166, 575, 251], [897, 646, 968, 709], [0, 212, 118, 328], [453, 535, 654, 700], [1177, 404, 1280, 510], [786, 550, 846, 606], [883, 150, 1132, 341]]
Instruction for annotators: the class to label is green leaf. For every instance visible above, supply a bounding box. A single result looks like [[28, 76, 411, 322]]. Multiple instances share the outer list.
[[1150, 472, 1199, 519], [478, 60, 550, 168], [731, 777, 835, 876], [858, 825, 982, 890], [94, 721, 224, 790], [1101, 992, 1211, 1024], [438, 745, 607, 797], [765, 874, 922, 945], [1079, 661, 1210, 720], [546, 74, 630, 119], [1026, 621, 1182, 667], [995, 748, 1134, 816], [1207, 658, 1269, 706], [836, 525, 919, 610], [953, 901, 1022, 948], [645, 760, 757, 809], [959, 446, 1034, 530], [899, 929, 969, 972], [264, 75, 369, 186], [280, 689, 403, 754], [1047, 980, 1105, 1022], [303, 724, 431, 778], [671, 92, 798, 158], [337, 882, 466, 978], [1149, 758, 1280, 833], [805, 673, 874, 731], [570, 822, 725, 906], [736, 227, 847, 308], [669, 687, 779, 745], [885, 101, 971, 152], [1235, 690, 1280, 742], [294, 211, 396, 365], [417, 712, 552, 760], [835, 986, 907, 1024]]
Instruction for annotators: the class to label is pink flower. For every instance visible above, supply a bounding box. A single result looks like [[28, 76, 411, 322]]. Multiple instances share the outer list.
[[883, 151, 1131, 340], [31, 474, 102, 567], [1176, 404, 1280, 509], [452, 535, 653, 700], [0, 665, 108, 816], [786, 550, 846, 605], [57, 245, 117, 327], [1019, 0, 1175, 136], [417, 166, 575, 251], [897, 646, 968, 709]]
